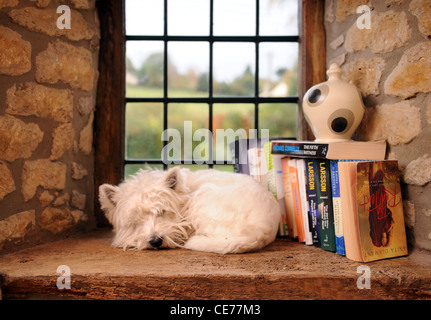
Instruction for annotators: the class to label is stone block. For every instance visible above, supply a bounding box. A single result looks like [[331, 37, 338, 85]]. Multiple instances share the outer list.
[[385, 41, 431, 99], [77, 96, 95, 115], [71, 210, 88, 224], [403, 200, 415, 228], [71, 0, 95, 9], [71, 190, 86, 210], [329, 34, 344, 50], [357, 100, 421, 145], [79, 112, 94, 155], [343, 58, 386, 96], [8, 7, 99, 41], [0, 161, 15, 201], [39, 207, 73, 234], [38, 191, 54, 207], [403, 155, 431, 186], [6, 82, 73, 123], [72, 162, 88, 180], [409, 0, 431, 38], [345, 10, 411, 54], [385, 0, 403, 6], [53, 193, 70, 207], [0, 210, 35, 249], [34, 0, 50, 8], [0, 0, 18, 10], [0, 115, 44, 162], [0, 25, 31, 76], [36, 40, 96, 91], [21, 159, 66, 201], [50, 123, 74, 160]]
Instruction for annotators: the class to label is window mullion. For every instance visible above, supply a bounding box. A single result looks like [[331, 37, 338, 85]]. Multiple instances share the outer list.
[[255, 0, 260, 137], [162, 0, 168, 169], [208, 0, 214, 168]]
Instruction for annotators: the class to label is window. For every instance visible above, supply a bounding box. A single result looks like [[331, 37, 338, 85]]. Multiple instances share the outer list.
[[124, 0, 299, 177], [95, 0, 326, 227]]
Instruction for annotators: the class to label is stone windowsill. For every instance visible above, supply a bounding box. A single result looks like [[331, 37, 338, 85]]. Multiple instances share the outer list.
[[0, 230, 430, 300]]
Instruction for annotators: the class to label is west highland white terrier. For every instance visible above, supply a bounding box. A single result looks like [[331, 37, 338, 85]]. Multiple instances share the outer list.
[[99, 167, 280, 254]]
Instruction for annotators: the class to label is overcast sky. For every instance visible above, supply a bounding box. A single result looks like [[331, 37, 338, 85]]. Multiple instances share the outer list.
[[125, 0, 298, 81]]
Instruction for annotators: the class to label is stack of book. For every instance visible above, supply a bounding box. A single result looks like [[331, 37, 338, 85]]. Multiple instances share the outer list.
[[230, 138, 408, 262]]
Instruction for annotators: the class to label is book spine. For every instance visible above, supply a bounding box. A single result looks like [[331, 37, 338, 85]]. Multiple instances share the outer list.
[[330, 160, 345, 255], [264, 142, 277, 198], [317, 159, 336, 252], [281, 157, 297, 239], [229, 139, 250, 175], [305, 159, 321, 247], [297, 159, 313, 245], [273, 154, 289, 237], [271, 141, 330, 158], [264, 143, 289, 237], [288, 159, 305, 243], [248, 147, 265, 183]]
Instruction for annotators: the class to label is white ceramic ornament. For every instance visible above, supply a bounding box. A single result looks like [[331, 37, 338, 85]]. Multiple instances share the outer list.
[[302, 63, 365, 142]]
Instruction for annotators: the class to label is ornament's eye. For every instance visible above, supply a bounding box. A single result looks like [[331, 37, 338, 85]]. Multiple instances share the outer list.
[[306, 84, 328, 106], [328, 109, 355, 135], [331, 117, 348, 133], [308, 89, 321, 103]]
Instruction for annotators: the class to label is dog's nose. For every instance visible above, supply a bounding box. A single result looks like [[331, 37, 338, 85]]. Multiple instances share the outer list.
[[149, 237, 163, 248]]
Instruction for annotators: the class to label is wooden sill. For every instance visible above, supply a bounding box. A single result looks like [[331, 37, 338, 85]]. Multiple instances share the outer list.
[[0, 230, 430, 300]]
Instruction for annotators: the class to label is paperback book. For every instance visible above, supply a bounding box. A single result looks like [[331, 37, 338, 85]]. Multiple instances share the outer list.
[[338, 160, 408, 262]]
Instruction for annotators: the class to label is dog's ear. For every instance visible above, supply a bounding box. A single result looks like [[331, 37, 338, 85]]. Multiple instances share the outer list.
[[164, 167, 181, 190], [99, 184, 119, 210]]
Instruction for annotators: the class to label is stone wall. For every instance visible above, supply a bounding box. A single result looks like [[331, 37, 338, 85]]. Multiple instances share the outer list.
[[0, 0, 99, 252], [326, 0, 431, 250]]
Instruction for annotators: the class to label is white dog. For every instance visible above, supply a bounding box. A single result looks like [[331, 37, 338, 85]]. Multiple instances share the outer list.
[[99, 167, 280, 254]]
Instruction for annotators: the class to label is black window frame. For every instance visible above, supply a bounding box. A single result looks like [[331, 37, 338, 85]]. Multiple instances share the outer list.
[[124, 0, 300, 171]]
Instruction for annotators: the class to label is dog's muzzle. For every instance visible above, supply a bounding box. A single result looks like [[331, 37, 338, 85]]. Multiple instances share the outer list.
[[149, 237, 163, 248]]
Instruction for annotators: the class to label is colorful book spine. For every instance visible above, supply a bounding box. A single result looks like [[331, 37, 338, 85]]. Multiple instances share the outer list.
[[330, 160, 345, 255], [264, 142, 289, 237], [281, 157, 297, 239], [317, 159, 336, 252], [305, 159, 321, 247], [287, 159, 305, 243], [297, 159, 313, 245]]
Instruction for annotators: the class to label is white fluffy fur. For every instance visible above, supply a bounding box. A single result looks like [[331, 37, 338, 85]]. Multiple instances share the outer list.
[[99, 167, 280, 254]]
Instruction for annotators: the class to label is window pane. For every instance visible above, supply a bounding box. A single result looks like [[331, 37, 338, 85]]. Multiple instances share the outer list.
[[213, 104, 254, 163], [126, 103, 164, 159], [168, 42, 209, 97], [214, 0, 256, 36], [167, 103, 209, 163], [213, 42, 255, 97], [259, 103, 297, 138], [126, 41, 164, 98], [259, 0, 298, 36], [168, 0, 209, 36], [259, 42, 298, 97], [126, 0, 164, 36], [125, 164, 164, 179]]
